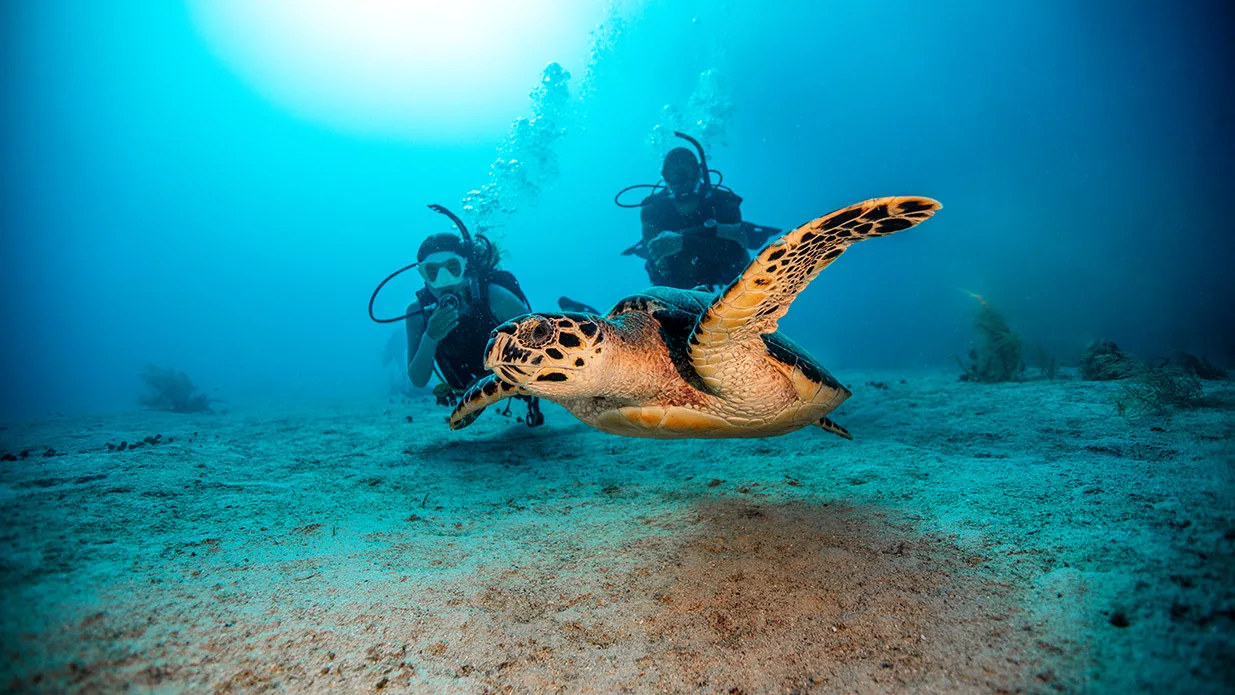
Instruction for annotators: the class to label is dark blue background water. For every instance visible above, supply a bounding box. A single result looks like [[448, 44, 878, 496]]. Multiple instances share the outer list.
[[2, 0, 1231, 419]]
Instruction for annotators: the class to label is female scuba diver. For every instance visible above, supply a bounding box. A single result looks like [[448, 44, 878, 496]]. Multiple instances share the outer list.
[[369, 205, 544, 426]]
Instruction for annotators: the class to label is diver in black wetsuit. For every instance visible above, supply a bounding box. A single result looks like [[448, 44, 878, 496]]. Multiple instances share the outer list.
[[369, 205, 544, 426], [638, 147, 749, 290], [557, 134, 782, 314], [614, 132, 781, 292]]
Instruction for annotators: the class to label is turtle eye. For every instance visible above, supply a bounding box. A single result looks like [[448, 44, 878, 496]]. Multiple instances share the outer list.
[[522, 317, 555, 347], [532, 319, 552, 341]]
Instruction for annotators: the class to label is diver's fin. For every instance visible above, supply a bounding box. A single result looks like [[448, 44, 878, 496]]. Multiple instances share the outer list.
[[742, 221, 783, 249], [817, 416, 853, 440], [558, 296, 601, 314]]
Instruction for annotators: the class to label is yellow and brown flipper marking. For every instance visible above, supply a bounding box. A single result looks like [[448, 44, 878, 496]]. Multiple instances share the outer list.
[[448, 374, 526, 430], [688, 197, 941, 393]]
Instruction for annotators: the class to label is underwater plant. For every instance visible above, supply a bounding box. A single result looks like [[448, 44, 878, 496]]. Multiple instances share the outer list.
[[1079, 339, 1139, 381], [956, 292, 1023, 383], [1115, 363, 1205, 417], [1171, 351, 1228, 381], [1023, 341, 1059, 380], [138, 364, 214, 414]]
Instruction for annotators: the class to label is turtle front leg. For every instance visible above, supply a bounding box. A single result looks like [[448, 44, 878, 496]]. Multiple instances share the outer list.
[[449, 374, 526, 430]]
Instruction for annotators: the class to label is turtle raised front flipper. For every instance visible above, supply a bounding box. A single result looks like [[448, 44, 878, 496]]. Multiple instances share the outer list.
[[448, 374, 525, 430], [689, 196, 941, 394]]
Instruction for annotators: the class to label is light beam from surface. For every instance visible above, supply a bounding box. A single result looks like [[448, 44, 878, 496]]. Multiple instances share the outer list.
[[188, 0, 606, 141]]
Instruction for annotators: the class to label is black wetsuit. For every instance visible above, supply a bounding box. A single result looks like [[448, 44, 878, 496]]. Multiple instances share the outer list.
[[640, 188, 746, 289], [411, 274, 524, 391]]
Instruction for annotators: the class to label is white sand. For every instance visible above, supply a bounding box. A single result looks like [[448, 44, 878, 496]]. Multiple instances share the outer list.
[[1, 369, 1232, 694]]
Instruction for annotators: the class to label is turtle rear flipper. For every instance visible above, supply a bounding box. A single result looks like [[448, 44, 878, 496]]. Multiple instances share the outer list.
[[689, 196, 941, 394], [449, 374, 525, 430], [817, 416, 853, 440]]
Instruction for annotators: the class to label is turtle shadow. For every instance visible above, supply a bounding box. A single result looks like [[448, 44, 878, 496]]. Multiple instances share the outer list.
[[411, 419, 596, 470]]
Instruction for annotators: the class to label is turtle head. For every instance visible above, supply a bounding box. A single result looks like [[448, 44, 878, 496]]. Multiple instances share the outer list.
[[484, 312, 609, 397]]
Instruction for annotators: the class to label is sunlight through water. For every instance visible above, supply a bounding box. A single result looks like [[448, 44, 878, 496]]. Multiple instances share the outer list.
[[188, 0, 606, 141]]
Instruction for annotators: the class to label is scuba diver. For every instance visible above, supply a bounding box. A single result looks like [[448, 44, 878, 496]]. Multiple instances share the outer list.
[[369, 205, 544, 426], [554, 133, 781, 312], [616, 132, 781, 291]]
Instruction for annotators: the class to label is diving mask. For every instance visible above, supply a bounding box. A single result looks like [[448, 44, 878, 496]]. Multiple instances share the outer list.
[[418, 251, 467, 289], [663, 165, 701, 198]]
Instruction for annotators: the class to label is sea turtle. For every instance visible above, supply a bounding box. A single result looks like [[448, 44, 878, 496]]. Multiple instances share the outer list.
[[448, 196, 941, 439]]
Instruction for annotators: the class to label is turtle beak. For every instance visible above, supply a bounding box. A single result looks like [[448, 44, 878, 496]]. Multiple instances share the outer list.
[[483, 334, 505, 371], [484, 321, 517, 370]]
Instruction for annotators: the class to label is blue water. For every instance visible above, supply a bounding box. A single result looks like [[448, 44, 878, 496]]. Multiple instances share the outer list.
[[2, 0, 1231, 419], [2, 4, 1234, 692]]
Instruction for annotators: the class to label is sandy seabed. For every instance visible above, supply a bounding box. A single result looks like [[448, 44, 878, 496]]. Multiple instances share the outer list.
[[1, 369, 1232, 694]]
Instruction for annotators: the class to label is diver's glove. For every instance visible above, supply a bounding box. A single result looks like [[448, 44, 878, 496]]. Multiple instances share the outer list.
[[647, 231, 684, 259], [425, 305, 460, 342]]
